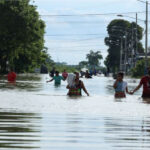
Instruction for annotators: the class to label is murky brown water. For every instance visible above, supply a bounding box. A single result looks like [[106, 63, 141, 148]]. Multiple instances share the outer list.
[[0, 74, 150, 150]]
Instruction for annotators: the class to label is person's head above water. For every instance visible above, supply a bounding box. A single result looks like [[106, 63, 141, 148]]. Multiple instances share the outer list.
[[74, 72, 79, 80], [117, 72, 124, 81], [55, 71, 59, 76]]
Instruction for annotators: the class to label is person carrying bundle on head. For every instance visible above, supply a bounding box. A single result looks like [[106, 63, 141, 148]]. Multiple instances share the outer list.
[[66, 73, 89, 96]]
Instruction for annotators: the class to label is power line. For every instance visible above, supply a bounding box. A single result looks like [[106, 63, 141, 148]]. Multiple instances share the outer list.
[[48, 48, 107, 52], [44, 19, 149, 24], [117, 15, 145, 22], [43, 21, 149, 25], [45, 34, 106, 36], [40, 11, 146, 17], [47, 37, 105, 42], [137, 0, 150, 4], [46, 45, 106, 49], [44, 21, 107, 24]]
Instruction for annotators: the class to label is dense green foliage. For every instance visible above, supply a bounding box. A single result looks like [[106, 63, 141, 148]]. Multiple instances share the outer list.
[[131, 59, 150, 77], [52, 64, 78, 73], [86, 50, 103, 68], [105, 19, 144, 73], [78, 61, 88, 69], [0, 0, 50, 73], [78, 50, 103, 69]]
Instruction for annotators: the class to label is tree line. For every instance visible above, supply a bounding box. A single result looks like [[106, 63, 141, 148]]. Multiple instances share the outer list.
[[104, 19, 144, 75], [0, 0, 53, 73], [0, 0, 146, 76]]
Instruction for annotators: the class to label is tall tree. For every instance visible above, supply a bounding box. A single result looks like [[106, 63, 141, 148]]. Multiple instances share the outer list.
[[0, 0, 46, 73], [105, 19, 144, 73], [86, 50, 103, 69]]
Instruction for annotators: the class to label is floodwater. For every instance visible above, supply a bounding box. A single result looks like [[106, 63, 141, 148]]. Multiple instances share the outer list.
[[0, 74, 150, 150]]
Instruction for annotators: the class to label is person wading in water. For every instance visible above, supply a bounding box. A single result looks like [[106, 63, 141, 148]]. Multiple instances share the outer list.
[[113, 72, 130, 98], [131, 68, 150, 98], [47, 71, 64, 86], [67, 72, 89, 96]]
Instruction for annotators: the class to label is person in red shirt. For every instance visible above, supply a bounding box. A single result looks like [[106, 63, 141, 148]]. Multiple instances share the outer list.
[[62, 69, 68, 80], [131, 68, 150, 98], [7, 70, 17, 82]]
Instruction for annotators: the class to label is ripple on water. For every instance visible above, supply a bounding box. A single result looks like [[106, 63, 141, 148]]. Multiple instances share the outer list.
[[0, 75, 150, 149], [0, 112, 150, 149]]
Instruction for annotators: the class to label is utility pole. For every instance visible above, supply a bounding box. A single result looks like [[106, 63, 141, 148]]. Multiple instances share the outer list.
[[135, 13, 138, 67], [131, 24, 134, 68], [120, 38, 123, 71], [145, 1, 148, 73], [124, 32, 127, 74]]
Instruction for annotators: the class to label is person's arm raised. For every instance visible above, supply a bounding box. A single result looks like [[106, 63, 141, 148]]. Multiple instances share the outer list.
[[62, 76, 65, 81], [47, 79, 53, 83], [113, 79, 119, 89]]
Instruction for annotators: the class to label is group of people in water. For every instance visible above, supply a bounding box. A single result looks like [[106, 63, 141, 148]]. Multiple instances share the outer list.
[[47, 69, 89, 96], [114, 68, 150, 98], [5, 67, 150, 99], [47, 67, 150, 99]]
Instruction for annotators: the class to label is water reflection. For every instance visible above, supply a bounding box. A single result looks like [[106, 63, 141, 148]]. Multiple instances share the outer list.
[[1, 112, 150, 149], [40, 114, 150, 149], [0, 112, 42, 149], [0, 74, 150, 149], [0, 81, 43, 91], [0, 74, 43, 91], [104, 117, 150, 149]]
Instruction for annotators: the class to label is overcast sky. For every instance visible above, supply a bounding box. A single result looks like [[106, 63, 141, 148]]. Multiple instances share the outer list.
[[33, 0, 147, 65]]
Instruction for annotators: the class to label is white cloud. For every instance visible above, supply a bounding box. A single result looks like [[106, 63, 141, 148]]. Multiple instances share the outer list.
[[45, 37, 108, 65], [33, 0, 148, 65]]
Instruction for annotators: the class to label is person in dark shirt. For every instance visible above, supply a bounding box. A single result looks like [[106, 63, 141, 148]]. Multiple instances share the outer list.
[[49, 68, 55, 77], [85, 70, 92, 78]]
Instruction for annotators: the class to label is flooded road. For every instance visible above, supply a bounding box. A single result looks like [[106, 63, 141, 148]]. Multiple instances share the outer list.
[[0, 74, 150, 150]]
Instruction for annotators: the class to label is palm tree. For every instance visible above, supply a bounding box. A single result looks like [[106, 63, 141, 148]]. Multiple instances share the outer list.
[[86, 50, 103, 69]]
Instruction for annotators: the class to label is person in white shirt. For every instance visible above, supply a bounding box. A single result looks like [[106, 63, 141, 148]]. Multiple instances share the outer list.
[[113, 72, 131, 98]]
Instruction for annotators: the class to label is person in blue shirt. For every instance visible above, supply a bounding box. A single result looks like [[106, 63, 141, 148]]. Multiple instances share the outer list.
[[47, 71, 64, 85]]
